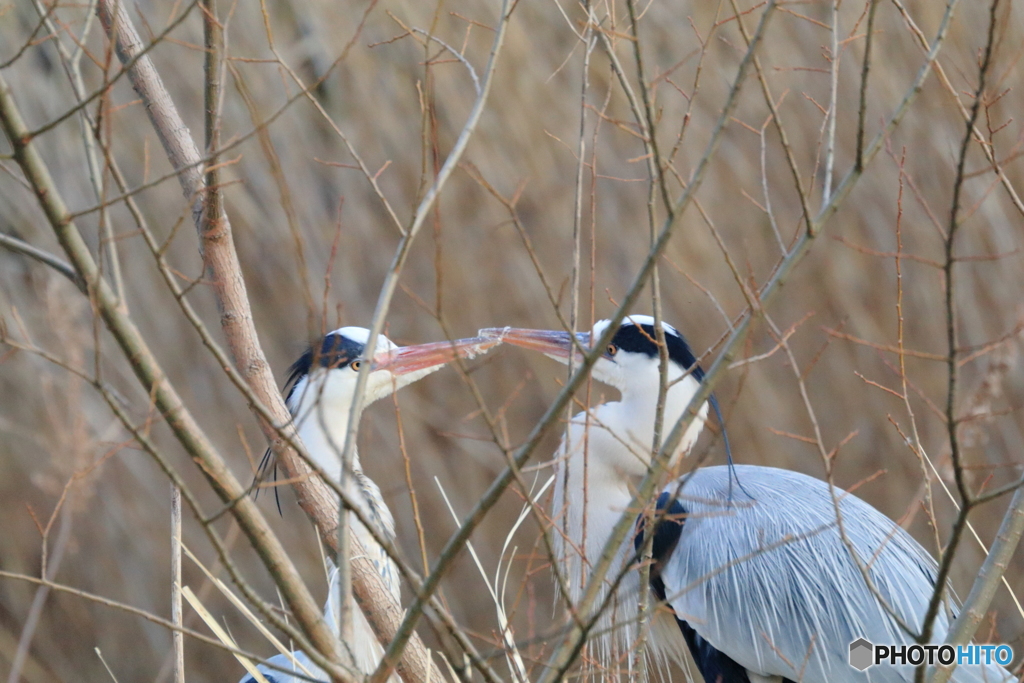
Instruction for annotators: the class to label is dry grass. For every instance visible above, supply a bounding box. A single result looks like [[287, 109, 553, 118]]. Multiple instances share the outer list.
[[1, 0, 1023, 681]]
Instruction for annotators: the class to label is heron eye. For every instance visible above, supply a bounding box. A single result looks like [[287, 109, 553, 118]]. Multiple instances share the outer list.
[[350, 359, 363, 371], [607, 344, 618, 357]]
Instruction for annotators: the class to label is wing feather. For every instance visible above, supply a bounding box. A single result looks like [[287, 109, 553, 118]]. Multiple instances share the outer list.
[[658, 466, 1010, 683]]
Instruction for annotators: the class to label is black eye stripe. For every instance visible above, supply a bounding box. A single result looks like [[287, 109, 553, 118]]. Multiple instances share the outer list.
[[610, 324, 704, 380], [284, 333, 366, 403]]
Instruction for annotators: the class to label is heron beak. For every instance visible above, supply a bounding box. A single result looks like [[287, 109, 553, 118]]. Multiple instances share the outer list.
[[478, 327, 591, 361], [371, 336, 499, 375]]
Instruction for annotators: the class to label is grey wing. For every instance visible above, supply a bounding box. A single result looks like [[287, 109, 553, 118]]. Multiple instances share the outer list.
[[658, 466, 960, 683]]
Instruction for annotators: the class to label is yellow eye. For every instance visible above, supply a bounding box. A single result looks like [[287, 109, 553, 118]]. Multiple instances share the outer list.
[[607, 344, 618, 357], [350, 359, 363, 371]]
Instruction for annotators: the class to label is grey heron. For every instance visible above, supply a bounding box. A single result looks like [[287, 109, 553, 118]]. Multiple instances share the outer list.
[[484, 316, 1012, 683], [240, 327, 496, 683]]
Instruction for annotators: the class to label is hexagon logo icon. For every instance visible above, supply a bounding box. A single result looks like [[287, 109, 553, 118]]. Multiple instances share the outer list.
[[849, 638, 874, 671]]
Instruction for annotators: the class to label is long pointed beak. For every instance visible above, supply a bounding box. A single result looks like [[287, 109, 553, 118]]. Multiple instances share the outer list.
[[371, 336, 499, 375], [478, 327, 591, 360]]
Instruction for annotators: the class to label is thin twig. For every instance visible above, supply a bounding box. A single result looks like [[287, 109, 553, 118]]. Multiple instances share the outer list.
[[29, 0, 122, 302], [25, 2, 201, 140], [622, 0, 674, 675], [6, 504, 73, 683], [0, 2, 57, 70], [0, 231, 85, 291], [916, 1, 1001, 675], [172, 486, 185, 683], [855, 0, 879, 171], [890, 0, 1024, 219], [728, 0, 813, 236], [410, 28, 481, 96], [0, 568, 325, 682], [931, 490, 1024, 683], [822, 0, 839, 204]]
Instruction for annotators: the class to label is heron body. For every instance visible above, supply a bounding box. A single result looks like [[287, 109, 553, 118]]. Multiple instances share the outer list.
[[240, 328, 495, 683], [486, 316, 1013, 683], [643, 466, 1013, 683]]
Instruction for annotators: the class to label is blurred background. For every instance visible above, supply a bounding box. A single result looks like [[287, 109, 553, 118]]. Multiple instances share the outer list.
[[1, 0, 1023, 680]]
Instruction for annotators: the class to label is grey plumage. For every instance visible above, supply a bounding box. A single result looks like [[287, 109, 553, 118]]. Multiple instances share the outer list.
[[660, 465, 1013, 682]]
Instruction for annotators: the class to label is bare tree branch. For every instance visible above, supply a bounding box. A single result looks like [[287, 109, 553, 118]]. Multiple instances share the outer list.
[[92, 3, 443, 680], [0, 231, 85, 291]]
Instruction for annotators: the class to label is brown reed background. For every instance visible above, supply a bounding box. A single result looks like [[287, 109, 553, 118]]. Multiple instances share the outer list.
[[1, 0, 1022, 681]]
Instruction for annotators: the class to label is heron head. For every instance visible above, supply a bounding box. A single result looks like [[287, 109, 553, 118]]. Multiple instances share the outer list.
[[481, 315, 705, 397], [285, 327, 497, 412]]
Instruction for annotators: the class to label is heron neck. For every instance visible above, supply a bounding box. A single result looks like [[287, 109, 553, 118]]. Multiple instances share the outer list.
[[553, 443, 644, 665], [554, 375, 708, 593], [551, 382, 706, 671], [292, 389, 365, 484], [555, 420, 638, 589], [619, 373, 708, 460]]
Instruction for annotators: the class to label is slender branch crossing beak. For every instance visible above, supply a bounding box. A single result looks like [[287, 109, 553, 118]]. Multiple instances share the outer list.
[[371, 336, 499, 375], [478, 327, 591, 360]]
